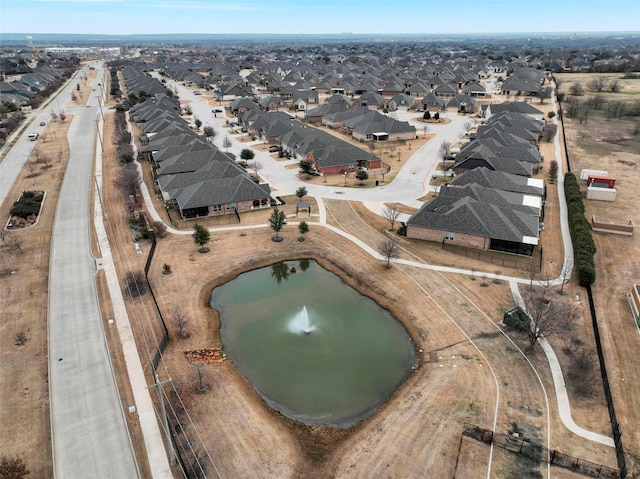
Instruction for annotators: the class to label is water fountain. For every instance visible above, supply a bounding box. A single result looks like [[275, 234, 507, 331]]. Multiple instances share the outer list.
[[288, 306, 314, 335]]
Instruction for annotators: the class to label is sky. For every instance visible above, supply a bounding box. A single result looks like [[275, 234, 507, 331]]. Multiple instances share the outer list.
[[1, 0, 639, 36]]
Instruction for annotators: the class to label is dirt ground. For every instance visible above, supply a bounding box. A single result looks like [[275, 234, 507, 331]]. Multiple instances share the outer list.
[[2, 69, 637, 478]]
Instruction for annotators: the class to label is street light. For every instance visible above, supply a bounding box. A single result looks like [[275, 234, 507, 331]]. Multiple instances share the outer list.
[[96, 96, 104, 122], [343, 171, 348, 186]]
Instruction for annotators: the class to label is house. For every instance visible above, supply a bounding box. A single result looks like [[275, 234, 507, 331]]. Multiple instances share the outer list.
[[386, 94, 417, 112], [449, 167, 545, 197], [290, 90, 319, 111], [484, 102, 544, 122], [357, 92, 385, 110], [406, 194, 539, 256]]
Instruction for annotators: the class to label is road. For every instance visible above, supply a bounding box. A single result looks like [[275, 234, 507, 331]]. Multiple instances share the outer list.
[[47, 64, 140, 478]]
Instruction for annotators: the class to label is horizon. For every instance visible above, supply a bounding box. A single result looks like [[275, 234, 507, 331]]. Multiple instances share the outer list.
[[1, 0, 639, 37]]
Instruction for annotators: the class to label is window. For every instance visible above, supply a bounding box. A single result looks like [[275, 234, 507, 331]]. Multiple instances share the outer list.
[[445, 232, 455, 241], [212, 204, 223, 212], [226, 203, 236, 211]]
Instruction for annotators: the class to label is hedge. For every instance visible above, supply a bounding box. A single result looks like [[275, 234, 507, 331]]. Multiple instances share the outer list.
[[564, 172, 596, 286]]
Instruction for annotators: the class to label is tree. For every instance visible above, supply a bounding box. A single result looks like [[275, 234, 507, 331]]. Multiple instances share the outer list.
[[295, 186, 307, 200], [355, 169, 368, 185], [268, 207, 286, 241], [423, 110, 431, 120], [222, 135, 232, 152], [569, 82, 584, 96], [194, 117, 202, 130], [463, 120, 474, 134], [0, 456, 29, 479], [588, 77, 606, 92], [59, 111, 66, 122], [508, 282, 578, 350], [112, 163, 140, 196], [248, 161, 263, 176], [240, 148, 255, 162], [1, 232, 24, 254], [438, 140, 453, 161], [298, 221, 309, 241], [542, 123, 557, 143], [547, 111, 556, 120], [151, 220, 168, 238], [608, 79, 621, 93], [192, 223, 210, 253], [23, 159, 38, 185], [433, 111, 440, 121], [203, 126, 216, 142], [172, 305, 189, 339], [32, 148, 51, 168], [298, 159, 315, 178], [378, 239, 399, 269], [383, 204, 401, 231], [193, 363, 209, 393], [123, 270, 146, 297], [548, 160, 558, 184]]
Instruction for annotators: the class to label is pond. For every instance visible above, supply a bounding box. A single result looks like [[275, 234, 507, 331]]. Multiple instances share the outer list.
[[211, 260, 415, 428]]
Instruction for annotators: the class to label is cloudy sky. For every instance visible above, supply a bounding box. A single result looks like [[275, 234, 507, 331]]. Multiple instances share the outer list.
[[2, 0, 639, 35]]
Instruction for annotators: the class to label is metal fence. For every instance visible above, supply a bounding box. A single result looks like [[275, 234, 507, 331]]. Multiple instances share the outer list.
[[462, 424, 621, 478], [442, 242, 542, 272], [143, 234, 170, 372]]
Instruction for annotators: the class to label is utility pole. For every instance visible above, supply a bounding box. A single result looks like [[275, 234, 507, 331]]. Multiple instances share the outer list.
[[147, 375, 177, 466]]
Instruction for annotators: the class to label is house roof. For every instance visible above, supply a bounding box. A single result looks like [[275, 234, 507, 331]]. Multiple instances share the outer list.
[[175, 176, 271, 210], [407, 195, 539, 245], [449, 167, 544, 196]]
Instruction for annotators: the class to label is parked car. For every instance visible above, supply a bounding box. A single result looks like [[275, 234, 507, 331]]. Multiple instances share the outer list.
[[212, 108, 223, 113], [268, 145, 280, 152], [39, 121, 46, 126]]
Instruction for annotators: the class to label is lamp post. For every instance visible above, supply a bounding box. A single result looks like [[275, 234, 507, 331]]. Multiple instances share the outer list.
[[343, 171, 348, 187], [96, 96, 104, 122]]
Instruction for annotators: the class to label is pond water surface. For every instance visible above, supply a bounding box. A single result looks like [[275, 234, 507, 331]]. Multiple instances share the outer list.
[[210, 260, 415, 428]]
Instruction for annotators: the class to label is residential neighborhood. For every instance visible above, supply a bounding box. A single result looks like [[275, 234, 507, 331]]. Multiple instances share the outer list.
[[1, 29, 640, 479]]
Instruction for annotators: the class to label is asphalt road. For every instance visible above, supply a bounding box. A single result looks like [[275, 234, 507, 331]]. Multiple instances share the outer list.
[[47, 65, 139, 478]]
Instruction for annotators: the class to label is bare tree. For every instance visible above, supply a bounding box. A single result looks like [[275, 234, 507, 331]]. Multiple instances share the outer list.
[[1, 232, 24, 254], [112, 163, 141, 196], [59, 111, 66, 122], [222, 135, 232, 152], [193, 363, 210, 393], [23, 159, 38, 184], [588, 77, 606, 92], [32, 148, 51, 168], [382, 204, 401, 231], [462, 120, 474, 134], [548, 160, 558, 184], [378, 239, 400, 269], [608, 79, 621, 93], [151, 220, 168, 238], [569, 82, 584, 96], [248, 161, 263, 176], [172, 305, 189, 339], [123, 270, 146, 297], [438, 140, 453, 161], [542, 123, 558, 143], [510, 281, 578, 350]]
